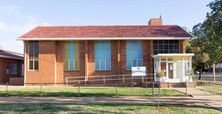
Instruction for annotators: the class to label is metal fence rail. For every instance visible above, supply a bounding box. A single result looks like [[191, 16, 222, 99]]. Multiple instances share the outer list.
[[190, 72, 222, 96], [65, 74, 155, 86]]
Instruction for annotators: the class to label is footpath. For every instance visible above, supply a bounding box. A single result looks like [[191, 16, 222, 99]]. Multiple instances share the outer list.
[[175, 88, 222, 111], [0, 88, 221, 111]]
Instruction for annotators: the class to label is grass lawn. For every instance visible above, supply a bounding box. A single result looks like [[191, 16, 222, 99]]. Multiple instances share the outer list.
[[197, 81, 222, 95], [0, 103, 220, 114], [0, 86, 185, 97]]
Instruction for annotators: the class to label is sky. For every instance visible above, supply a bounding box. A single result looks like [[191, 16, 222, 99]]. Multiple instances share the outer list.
[[0, 0, 212, 53]]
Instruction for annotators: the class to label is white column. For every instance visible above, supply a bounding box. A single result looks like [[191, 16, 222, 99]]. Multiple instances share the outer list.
[[166, 58, 168, 81], [189, 57, 192, 69], [189, 57, 192, 82], [182, 58, 185, 82]]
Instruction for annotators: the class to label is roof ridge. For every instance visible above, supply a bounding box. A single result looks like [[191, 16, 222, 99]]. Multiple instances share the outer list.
[[36, 25, 179, 27], [19, 25, 191, 39]]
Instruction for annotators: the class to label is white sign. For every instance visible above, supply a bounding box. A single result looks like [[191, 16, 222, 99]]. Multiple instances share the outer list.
[[132, 67, 146, 76]]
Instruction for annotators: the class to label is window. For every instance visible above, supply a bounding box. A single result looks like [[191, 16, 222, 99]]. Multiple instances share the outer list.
[[160, 62, 166, 76], [64, 41, 80, 70], [126, 41, 143, 70], [153, 40, 179, 54], [10, 64, 18, 74], [95, 41, 111, 70], [29, 42, 39, 70]]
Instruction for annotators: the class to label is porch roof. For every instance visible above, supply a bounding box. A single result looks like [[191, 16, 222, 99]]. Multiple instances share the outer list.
[[153, 53, 194, 58], [0, 50, 23, 60]]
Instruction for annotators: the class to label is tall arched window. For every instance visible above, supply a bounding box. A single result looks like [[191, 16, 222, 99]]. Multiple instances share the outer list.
[[64, 41, 79, 70], [95, 41, 111, 70], [126, 41, 143, 70]]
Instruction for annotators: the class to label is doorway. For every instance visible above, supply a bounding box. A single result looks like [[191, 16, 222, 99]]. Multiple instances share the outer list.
[[168, 62, 175, 80]]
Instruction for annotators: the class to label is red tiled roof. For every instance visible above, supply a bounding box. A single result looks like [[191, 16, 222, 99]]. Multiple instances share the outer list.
[[19, 25, 191, 39], [0, 50, 23, 60]]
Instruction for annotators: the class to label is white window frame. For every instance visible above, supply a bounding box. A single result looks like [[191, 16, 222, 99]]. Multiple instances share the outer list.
[[95, 58, 111, 70], [28, 42, 39, 71], [64, 59, 80, 71]]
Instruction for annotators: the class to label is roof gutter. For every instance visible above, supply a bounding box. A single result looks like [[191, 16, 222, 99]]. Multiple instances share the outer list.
[[17, 37, 191, 41], [0, 55, 24, 60], [153, 53, 194, 58]]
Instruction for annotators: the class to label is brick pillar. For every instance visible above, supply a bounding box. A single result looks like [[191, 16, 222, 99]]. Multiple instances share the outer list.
[[149, 40, 154, 80], [179, 40, 185, 53], [88, 41, 95, 77], [119, 41, 127, 74], [142, 40, 149, 75], [56, 41, 64, 84], [117, 40, 121, 74], [85, 41, 89, 80]]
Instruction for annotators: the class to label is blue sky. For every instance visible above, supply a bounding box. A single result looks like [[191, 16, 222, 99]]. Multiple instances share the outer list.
[[0, 0, 212, 53]]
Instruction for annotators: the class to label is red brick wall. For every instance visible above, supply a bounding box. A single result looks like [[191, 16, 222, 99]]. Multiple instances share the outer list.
[[25, 41, 56, 85], [142, 40, 153, 80], [179, 40, 186, 53], [10, 77, 24, 85], [55, 42, 64, 84], [0, 58, 23, 84], [148, 18, 162, 26], [25, 40, 184, 85]]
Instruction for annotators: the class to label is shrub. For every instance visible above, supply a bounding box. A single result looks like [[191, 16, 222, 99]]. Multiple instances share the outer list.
[[156, 71, 165, 77]]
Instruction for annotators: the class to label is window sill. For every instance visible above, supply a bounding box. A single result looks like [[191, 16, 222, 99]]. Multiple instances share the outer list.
[[28, 70, 39, 72], [64, 70, 80, 72], [10, 74, 18, 75], [95, 70, 112, 71]]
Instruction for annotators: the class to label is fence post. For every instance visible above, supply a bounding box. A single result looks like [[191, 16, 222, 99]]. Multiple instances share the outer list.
[[157, 82, 160, 112], [205, 81, 207, 95], [40, 84, 42, 97], [5, 82, 8, 96], [103, 76, 105, 84], [122, 75, 124, 84], [152, 82, 154, 96], [78, 81, 80, 97], [85, 80, 86, 86], [115, 81, 118, 96], [185, 82, 188, 96], [131, 76, 133, 89]]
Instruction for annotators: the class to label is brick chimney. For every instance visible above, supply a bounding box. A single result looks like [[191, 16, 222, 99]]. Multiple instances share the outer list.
[[148, 16, 162, 26]]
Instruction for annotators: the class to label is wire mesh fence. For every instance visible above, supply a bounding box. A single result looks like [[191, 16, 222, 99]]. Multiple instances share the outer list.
[[192, 72, 222, 96], [0, 84, 220, 114], [0, 82, 165, 97], [0, 74, 220, 113], [0, 74, 194, 97]]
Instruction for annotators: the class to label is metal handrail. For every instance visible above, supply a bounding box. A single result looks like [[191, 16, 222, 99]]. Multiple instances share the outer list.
[[65, 74, 154, 84]]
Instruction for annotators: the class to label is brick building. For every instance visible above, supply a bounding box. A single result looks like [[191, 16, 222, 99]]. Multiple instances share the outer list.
[[0, 49, 24, 85], [19, 18, 194, 86]]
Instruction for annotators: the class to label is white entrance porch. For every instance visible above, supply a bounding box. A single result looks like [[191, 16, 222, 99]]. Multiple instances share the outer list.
[[153, 53, 194, 83]]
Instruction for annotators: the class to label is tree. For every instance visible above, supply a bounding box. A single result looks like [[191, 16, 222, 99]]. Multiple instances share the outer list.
[[189, 0, 222, 80], [203, 0, 222, 64], [186, 23, 210, 80]]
